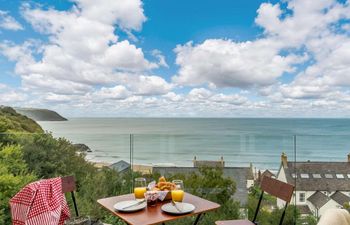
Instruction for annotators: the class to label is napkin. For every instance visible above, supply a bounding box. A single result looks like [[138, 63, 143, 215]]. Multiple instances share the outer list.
[[147, 181, 170, 201]]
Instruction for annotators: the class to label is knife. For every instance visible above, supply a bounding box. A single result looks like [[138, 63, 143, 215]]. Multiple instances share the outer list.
[[122, 200, 146, 210]]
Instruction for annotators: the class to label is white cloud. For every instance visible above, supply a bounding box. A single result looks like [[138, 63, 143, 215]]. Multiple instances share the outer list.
[[187, 88, 213, 101], [210, 93, 247, 105], [2, 0, 350, 117], [0, 84, 27, 105], [0, 10, 24, 31], [163, 92, 182, 102], [129, 75, 173, 96], [152, 49, 168, 68], [72, 0, 146, 31], [258, 0, 350, 101], [92, 85, 130, 100], [102, 40, 157, 71], [0, 1, 166, 97], [173, 0, 350, 92], [22, 74, 93, 95], [172, 39, 306, 88], [44, 93, 72, 103]]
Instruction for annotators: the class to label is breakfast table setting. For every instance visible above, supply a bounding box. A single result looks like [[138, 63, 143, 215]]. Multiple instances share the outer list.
[[97, 177, 220, 225]]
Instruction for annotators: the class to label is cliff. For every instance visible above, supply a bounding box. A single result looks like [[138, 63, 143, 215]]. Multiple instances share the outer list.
[[14, 107, 67, 121]]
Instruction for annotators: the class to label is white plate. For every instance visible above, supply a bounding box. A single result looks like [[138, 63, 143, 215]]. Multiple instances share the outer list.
[[113, 200, 146, 212], [161, 202, 195, 215]]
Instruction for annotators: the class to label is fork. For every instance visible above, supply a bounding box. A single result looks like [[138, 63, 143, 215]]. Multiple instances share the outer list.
[[171, 200, 182, 212]]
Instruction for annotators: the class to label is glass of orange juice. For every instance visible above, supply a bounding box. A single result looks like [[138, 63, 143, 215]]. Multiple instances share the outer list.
[[134, 177, 147, 199], [171, 180, 184, 202]]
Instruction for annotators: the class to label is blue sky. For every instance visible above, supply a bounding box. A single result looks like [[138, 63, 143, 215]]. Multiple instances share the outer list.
[[0, 0, 350, 117]]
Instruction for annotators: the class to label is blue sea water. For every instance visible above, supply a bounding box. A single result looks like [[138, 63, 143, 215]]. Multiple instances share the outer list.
[[38, 118, 350, 171]]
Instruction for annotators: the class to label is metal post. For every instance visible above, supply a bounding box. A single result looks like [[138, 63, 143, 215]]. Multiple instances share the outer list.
[[193, 213, 203, 225], [71, 191, 79, 217], [253, 191, 264, 222], [294, 135, 297, 225], [130, 134, 134, 192]]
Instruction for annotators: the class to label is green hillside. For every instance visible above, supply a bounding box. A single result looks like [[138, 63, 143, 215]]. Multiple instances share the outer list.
[[14, 107, 67, 121], [0, 106, 43, 133]]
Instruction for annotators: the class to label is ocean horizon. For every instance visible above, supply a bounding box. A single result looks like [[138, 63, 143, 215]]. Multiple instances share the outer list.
[[39, 117, 350, 171]]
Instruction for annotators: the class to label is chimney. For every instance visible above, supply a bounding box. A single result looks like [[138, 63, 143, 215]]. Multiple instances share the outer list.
[[220, 156, 225, 167], [348, 153, 350, 163], [281, 152, 288, 168]]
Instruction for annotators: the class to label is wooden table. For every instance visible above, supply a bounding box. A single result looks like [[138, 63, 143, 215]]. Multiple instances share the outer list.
[[97, 193, 220, 225]]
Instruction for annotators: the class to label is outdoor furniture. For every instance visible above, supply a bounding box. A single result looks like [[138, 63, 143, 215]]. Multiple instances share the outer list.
[[97, 192, 220, 225], [62, 176, 79, 217], [215, 176, 294, 225], [10, 177, 71, 225]]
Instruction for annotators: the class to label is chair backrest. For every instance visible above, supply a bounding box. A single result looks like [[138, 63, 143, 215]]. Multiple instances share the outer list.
[[61, 176, 79, 217], [261, 176, 294, 202], [61, 176, 76, 193], [253, 176, 294, 225]]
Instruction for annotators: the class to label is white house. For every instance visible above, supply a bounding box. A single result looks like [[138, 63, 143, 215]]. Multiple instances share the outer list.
[[276, 153, 350, 218]]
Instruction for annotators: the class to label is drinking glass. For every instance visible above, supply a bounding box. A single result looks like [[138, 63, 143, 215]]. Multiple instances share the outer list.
[[145, 191, 158, 207], [171, 180, 184, 202], [134, 177, 147, 199]]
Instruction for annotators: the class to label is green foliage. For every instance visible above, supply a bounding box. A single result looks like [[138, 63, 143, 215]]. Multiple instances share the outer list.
[[298, 215, 318, 225], [0, 107, 43, 133], [0, 145, 36, 224], [344, 202, 350, 212]]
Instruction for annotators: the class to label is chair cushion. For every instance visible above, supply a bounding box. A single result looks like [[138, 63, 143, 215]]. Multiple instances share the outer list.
[[215, 219, 255, 225]]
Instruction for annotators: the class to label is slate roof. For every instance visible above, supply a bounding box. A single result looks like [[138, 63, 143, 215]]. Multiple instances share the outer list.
[[284, 162, 350, 191], [330, 191, 350, 206], [152, 166, 254, 205], [307, 191, 330, 208], [194, 160, 224, 168], [262, 169, 275, 178], [297, 205, 312, 215], [109, 160, 130, 173]]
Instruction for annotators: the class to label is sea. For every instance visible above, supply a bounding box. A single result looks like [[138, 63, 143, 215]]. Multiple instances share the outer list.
[[38, 118, 350, 171]]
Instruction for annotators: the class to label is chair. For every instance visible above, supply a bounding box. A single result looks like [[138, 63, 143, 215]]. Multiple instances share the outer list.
[[215, 176, 294, 225], [62, 176, 79, 217]]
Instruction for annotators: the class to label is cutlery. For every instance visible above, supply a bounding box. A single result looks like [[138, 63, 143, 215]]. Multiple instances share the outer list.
[[172, 200, 182, 212], [122, 200, 146, 210]]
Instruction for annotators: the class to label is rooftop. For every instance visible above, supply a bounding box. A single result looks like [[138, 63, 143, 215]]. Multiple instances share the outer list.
[[330, 191, 350, 206], [307, 191, 330, 208], [283, 161, 350, 191]]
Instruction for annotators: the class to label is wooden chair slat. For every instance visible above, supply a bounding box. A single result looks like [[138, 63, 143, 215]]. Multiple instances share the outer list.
[[61, 176, 76, 193], [260, 176, 294, 202]]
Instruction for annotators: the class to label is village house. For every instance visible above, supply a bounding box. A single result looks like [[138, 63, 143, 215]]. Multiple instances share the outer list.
[[276, 153, 350, 217]]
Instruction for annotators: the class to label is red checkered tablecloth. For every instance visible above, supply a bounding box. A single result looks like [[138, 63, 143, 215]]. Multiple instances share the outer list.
[[10, 177, 70, 225]]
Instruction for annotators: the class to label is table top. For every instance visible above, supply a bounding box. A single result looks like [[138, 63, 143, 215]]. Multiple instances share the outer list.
[[97, 192, 220, 225]]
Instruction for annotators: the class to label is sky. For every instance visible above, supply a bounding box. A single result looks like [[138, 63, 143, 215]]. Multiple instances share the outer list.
[[0, 0, 350, 117]]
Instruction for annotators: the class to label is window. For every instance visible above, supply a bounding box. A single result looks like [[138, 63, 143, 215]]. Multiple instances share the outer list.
[[336, 174, 345, 179], [299, 193, 305, 202], [300, 173, 309, 178], [312, 174, 321, 178], [347, 174, 350, 178], [325, 174, 333, 178]]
